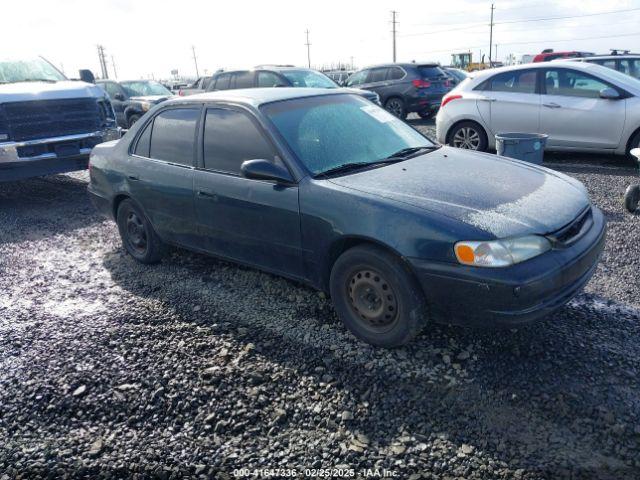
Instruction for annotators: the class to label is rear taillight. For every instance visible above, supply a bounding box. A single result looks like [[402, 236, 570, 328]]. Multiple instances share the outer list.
[[412, 79, 431, 88], [178, 90, 184, 96], [441, 94, 462, 108]]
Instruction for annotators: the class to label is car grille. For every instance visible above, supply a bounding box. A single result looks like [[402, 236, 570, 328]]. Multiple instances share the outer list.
[[2, 98, 103, 142], [548, 207, 593, 246]]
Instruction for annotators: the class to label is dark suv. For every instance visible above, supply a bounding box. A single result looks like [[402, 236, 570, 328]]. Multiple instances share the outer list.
[[97, 80, 174, 129], [205, 67, 379, 104], [344, 63, 452, 119]]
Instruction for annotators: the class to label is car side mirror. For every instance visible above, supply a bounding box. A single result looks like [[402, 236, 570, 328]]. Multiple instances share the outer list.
[[79, 69, 95, 84], [599, 87, 620, 100], [114, 93, 125, 101], [240, 159, 294, 184]]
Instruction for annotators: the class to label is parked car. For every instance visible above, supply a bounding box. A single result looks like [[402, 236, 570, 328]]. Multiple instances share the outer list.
[[205, 66, 379, 104], [178, 76, 214, 96], [344, 63, 452, 119], [443, 67, 468, 86], [97, 79, 174, 129], [564, 54, 640, 80], [88, 88, 605, 347], [532, 49, 594, 62], [436, 62, 640, 159], [0, 56, 119, 182]]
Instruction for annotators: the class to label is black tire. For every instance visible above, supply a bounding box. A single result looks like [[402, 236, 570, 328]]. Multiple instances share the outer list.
[[384, 97, 407, 119], [128, 114, 141, 128], [447, 120, 488, 152], [418, 110, 435, 120], [624, 185, 640, 213], [116, 199, 165, 264], [329, 245, 428, 347], [627, 129, 640, 162]]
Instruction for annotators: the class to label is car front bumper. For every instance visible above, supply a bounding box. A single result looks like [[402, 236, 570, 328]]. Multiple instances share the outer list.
[[408, 206, 607, 327], [0, 128, 121, 182]]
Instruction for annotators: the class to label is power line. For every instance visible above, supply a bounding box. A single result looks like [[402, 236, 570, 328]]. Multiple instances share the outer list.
[[400, 6, 640, 38], [416, 31, 640, 56], [391, 11, 398, 62], [305, 29, 311, 68]]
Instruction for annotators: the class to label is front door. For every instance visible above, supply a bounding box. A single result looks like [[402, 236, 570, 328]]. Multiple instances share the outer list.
[[193, 107, 303, 278], [102, 82, 128, 128], [540, 67, 626, 149]]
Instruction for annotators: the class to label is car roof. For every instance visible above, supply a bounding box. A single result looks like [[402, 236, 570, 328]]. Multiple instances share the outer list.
[[568, 54, 640, 60], [362, 62, 439, 69], [167, 87, 347, 107]]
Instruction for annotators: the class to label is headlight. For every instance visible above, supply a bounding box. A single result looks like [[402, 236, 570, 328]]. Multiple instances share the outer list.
[[454, 235, 551, 268], [139, 101, 152, 111]]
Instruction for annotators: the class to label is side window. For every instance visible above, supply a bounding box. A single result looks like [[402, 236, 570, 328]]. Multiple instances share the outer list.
[[102, 82, 122, 98], [133, 120, 152, 157], [346, 70, 367, 87], [202, 77, 214, 90], [619, 59, 640, 78], [544, 69, 610, 98], [366, 68, 387, 83], [488, 70, 537, 93], [203, 108, 276, 174], [233, 71, 254, 89], [388, 67, 405, 80], [258, 71, 286, 87], [214, 74, 231, 90], [149, 108, 199, 165]]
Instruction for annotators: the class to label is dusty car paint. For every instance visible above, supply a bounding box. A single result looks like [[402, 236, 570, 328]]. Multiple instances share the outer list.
[[88, 89, 606, 327]]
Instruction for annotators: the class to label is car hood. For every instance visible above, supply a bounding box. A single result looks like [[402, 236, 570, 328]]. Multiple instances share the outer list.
[[0, 80, 105, 101], [328, 147, 590, 238], [340, 87, 378, 101], [129, 95, 172, 103]]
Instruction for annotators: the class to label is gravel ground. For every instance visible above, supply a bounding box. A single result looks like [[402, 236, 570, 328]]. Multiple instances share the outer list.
[[1, 120, 640, 479]]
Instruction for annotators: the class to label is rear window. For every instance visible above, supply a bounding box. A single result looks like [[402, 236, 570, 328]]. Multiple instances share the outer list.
[[418, 65, 446, 78]]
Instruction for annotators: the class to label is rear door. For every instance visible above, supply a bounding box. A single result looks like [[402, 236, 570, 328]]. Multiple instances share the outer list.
[[479, 69, 541, 136], [128, 107, 200, 246], [193, 106, 303, 277], [539, 67, 626, 149], [359, 68, 389, 97]]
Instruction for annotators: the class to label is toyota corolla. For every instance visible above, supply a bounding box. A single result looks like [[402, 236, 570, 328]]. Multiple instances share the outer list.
[[88, 89, 606, 347]]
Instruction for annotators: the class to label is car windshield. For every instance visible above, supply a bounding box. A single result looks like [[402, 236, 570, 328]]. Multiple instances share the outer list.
[[262, 94, 435, 175], [121, 80, 172, 97], [280, 70, 337, 88], [0, 57, 66, 83]]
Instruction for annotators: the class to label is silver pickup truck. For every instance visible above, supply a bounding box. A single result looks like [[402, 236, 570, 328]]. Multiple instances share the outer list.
[[0, 56, 120, 182]]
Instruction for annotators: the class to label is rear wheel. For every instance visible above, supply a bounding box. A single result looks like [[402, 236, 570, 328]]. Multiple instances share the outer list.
[[448, 121, 488, 151], [418, 110, 436, 120], [384, 97, 407, 119], [627, 129, 640, 161], [116, 199, 165, 264], [624, 185, 640, 213], [330, 245, 428, 347]]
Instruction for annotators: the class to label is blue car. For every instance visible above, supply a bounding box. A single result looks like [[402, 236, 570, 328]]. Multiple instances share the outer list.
[[88, 89, 605, 347]]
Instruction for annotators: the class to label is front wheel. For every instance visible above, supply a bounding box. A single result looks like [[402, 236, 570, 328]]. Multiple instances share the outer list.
[[448, 121, 488, 151], [384, 98, 407, 119], [330, 245, 428, 347], [128, 114, 141, 128], [116, 199, 166, 264]]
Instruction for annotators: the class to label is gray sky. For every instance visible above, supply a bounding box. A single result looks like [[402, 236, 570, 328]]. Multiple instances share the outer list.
[[5, 0, 640, 80]]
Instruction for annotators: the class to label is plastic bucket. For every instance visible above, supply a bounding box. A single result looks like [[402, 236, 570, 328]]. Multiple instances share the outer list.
[[495, 133, 548, 165]]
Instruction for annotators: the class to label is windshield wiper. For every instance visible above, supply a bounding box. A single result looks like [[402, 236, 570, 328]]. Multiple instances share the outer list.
[[384, 145, 440, 160], [316, 162, 376, 177]]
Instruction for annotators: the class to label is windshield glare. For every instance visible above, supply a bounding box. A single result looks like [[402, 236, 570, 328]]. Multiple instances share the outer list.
[[121, 81, 172, 97], [281, 70, 337, 88], [0, 57, 66, 83], [262, 94, 435, 175]]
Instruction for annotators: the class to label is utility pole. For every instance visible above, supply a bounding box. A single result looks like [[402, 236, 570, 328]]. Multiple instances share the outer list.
[[97, 45, 108, 79], [391, 10, 398, 62], [305, 30, 311, 68], [192, 45, 200, 78], [489, 4, 495, 66], [350, 56, 354, 69], [494, 44, 498, 64], [111, 55, 118, 79]]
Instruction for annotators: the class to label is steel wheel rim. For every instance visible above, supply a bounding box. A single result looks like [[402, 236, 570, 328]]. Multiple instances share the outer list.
[[452, 127, 480, 150], [347, 268, 398, 332], [386, 100, 403, 117], [126, 211, 147, 254]]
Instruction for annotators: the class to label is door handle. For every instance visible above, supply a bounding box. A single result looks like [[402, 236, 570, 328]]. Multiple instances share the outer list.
[[479, 97, 496, 102], [197, 190, 218, 200], [543, 102, 561, 108], [127, 175, 139, 181]]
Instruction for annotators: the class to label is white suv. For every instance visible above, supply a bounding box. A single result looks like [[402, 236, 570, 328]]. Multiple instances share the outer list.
[[435, 62, 640, 158]]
